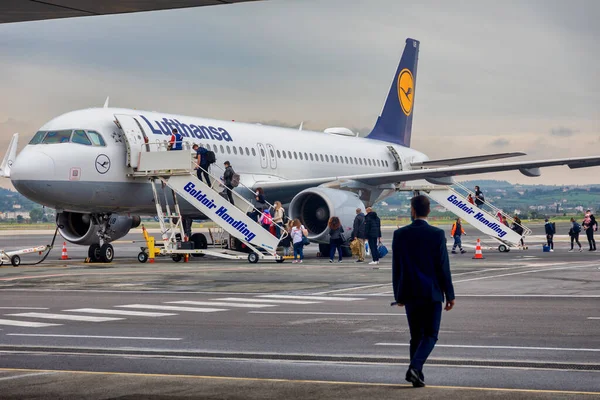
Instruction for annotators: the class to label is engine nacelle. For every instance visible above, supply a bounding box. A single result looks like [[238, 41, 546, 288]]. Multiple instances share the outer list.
[[57, 212, 141, 245], [289, 188, 364, 242]]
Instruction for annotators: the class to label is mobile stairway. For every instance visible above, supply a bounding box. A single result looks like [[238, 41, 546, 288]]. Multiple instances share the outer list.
[[115, 114, 285, 263], [424, 182, 531, 252]]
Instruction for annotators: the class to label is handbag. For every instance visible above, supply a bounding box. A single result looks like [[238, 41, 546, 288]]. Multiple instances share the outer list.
[[302, 235, 310, 246], [377, 243, 389, 258]]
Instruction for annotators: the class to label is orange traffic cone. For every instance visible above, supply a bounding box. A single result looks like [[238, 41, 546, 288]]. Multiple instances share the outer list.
[[61, 242, 69, 260], [472, 239, 485, 259]]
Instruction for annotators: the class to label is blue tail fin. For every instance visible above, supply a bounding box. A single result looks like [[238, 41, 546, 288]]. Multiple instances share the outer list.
[[366, 38, 419, 147]]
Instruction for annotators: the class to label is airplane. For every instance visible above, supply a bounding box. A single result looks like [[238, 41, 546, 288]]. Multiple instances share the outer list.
[[2, 38, 600, 262]]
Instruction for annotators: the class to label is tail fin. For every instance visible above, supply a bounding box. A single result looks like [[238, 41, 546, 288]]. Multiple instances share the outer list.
[[366, 38, 419, 147]]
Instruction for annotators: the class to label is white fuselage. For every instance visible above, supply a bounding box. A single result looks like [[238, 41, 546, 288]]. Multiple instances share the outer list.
[[10, 108, 428, 216]]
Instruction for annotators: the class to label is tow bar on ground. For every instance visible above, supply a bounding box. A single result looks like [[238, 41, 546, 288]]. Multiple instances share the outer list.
[[0, 245, 52, 267]]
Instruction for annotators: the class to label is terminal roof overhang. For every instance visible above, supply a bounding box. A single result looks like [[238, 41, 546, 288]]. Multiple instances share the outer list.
[[0, 0, 257, 24]]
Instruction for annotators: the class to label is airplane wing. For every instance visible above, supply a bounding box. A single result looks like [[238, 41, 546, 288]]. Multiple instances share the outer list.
[[411, 152, 526, 167], [0, 1, 257, 24], [254, 155, 600, 190]]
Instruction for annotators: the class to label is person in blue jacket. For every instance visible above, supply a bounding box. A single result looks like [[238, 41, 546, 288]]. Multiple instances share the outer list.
[[169, 128, 183, 150], [544, 218, 555, 252], [392, 195, 455, 388]]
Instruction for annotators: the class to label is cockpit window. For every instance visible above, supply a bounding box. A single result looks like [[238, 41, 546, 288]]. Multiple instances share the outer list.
[[86, 131, 106, 146], [29, 131, 47, 144], [42, 130, 72, 144], [72, 130, 92, 146]]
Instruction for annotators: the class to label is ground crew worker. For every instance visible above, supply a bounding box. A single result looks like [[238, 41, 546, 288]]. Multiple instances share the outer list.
[[450, 217, 466, 254]]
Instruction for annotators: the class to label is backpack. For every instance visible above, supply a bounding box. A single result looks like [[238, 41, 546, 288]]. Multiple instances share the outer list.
[[205, 150, 216, 164], [573, 222, 582, 233], [231, 172, 240, 187]]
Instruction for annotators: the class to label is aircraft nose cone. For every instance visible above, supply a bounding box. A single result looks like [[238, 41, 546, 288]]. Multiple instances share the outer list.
[[11, 151, 55, 201]]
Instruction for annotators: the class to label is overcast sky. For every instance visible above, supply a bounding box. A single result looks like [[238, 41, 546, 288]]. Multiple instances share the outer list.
[[0, 0, 598, 190]]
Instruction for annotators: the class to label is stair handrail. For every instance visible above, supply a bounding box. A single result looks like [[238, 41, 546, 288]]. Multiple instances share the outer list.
[[191, 160, 288, 241], [452, 181, 532, 237]]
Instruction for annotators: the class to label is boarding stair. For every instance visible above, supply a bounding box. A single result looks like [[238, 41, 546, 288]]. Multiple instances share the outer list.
[[115, 114, 285, 263], [425, 182, 531, 252]]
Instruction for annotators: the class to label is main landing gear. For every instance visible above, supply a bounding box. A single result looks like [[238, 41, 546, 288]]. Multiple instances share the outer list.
[[87, 214, 115, 263]]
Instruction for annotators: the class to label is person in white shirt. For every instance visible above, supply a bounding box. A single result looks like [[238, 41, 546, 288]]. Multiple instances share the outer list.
[[290, 219, 308, 263]]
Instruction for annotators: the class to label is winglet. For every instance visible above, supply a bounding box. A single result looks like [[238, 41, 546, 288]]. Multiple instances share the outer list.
[[0, 133, 19, 178], [103, 96, 110, 108], [299, 121, 304, 131]]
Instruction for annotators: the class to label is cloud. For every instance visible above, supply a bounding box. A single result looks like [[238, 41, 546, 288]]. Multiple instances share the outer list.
[[550, 127, 579, 137], [491, 138, 510, 147]]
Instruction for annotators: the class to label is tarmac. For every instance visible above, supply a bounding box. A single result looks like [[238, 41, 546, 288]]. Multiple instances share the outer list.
[[0, 221, 598, 399]]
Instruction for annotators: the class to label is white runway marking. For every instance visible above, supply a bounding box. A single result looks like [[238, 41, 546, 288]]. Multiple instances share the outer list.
[[258, 295, 365, 301], [167, 301, 276, 308], [454, 264, 597, 284], [117, 304, 226, 313], [0, 372, 56, 382], [0, 307, 49, 310], [313, 284, 389, 295], [7, 313, 123, 322], [6, 334, 181, 340], [588, 317, 600, 320], [375, 343, 600, 352], [249, 312, 404, 316], [0, 319, 60, 328], [64, 308, 177, 317], [215, 297, 320, 305]]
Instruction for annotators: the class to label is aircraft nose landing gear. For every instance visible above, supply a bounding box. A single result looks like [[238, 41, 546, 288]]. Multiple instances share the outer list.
[[87, 214, 116, 263]]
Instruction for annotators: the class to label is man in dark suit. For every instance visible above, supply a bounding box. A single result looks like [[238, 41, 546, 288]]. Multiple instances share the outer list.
[[392, 195, 455, 387]]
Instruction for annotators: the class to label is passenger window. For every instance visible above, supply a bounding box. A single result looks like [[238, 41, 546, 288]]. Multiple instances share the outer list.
[[309, 154, 313, 161], [251, 148, 256, 156], [277, 150, 281, 158], [269, 149, 275, 158], [282, 151, 287, 159], [350, 158, 354, 165], [293, 152, 297, 159], [335, 155, 339, 163], [239, 147, 243, 155], [376, 160, 380, 167], [368, 159, 372, 166], [233, 146, 238, 155], [43, 130, 72, 144], [71, 130, 92, 146], [220, 145, 225, 153], [260, 148, 265, 157], [325, 155, 329, 162], [345, 156, 349, 164], [299, 153, 303, 160], [359, 158, 363, 165], [354, 157, 358, 164], [304, 152, 308, 160], [320, 154, 324, 162], [226, 146, 231, 154]]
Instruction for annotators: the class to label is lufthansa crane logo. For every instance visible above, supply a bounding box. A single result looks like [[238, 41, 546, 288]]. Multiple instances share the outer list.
[[397, 68, 414, 116], [95, 154, 111, 174]]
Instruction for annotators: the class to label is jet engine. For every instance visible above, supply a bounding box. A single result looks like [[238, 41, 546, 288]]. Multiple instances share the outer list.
[[289, 188, 364, 242], [57, 212, 141, 245]]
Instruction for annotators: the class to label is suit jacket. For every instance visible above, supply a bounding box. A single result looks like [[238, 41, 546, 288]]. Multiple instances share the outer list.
[[392, 219, 455, 304]]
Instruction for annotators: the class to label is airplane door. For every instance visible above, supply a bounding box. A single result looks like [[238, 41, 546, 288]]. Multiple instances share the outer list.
[[256, 143, 268, 169], [114, 114, 145, 168], [266, 144, 277, 169]]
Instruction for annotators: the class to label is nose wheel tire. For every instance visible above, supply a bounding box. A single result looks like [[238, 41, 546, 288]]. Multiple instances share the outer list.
[[498, 244, 509, 253], [99, 243, 114, 263], [88, 244, 101, 262], [10, 255, 20, 267]]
